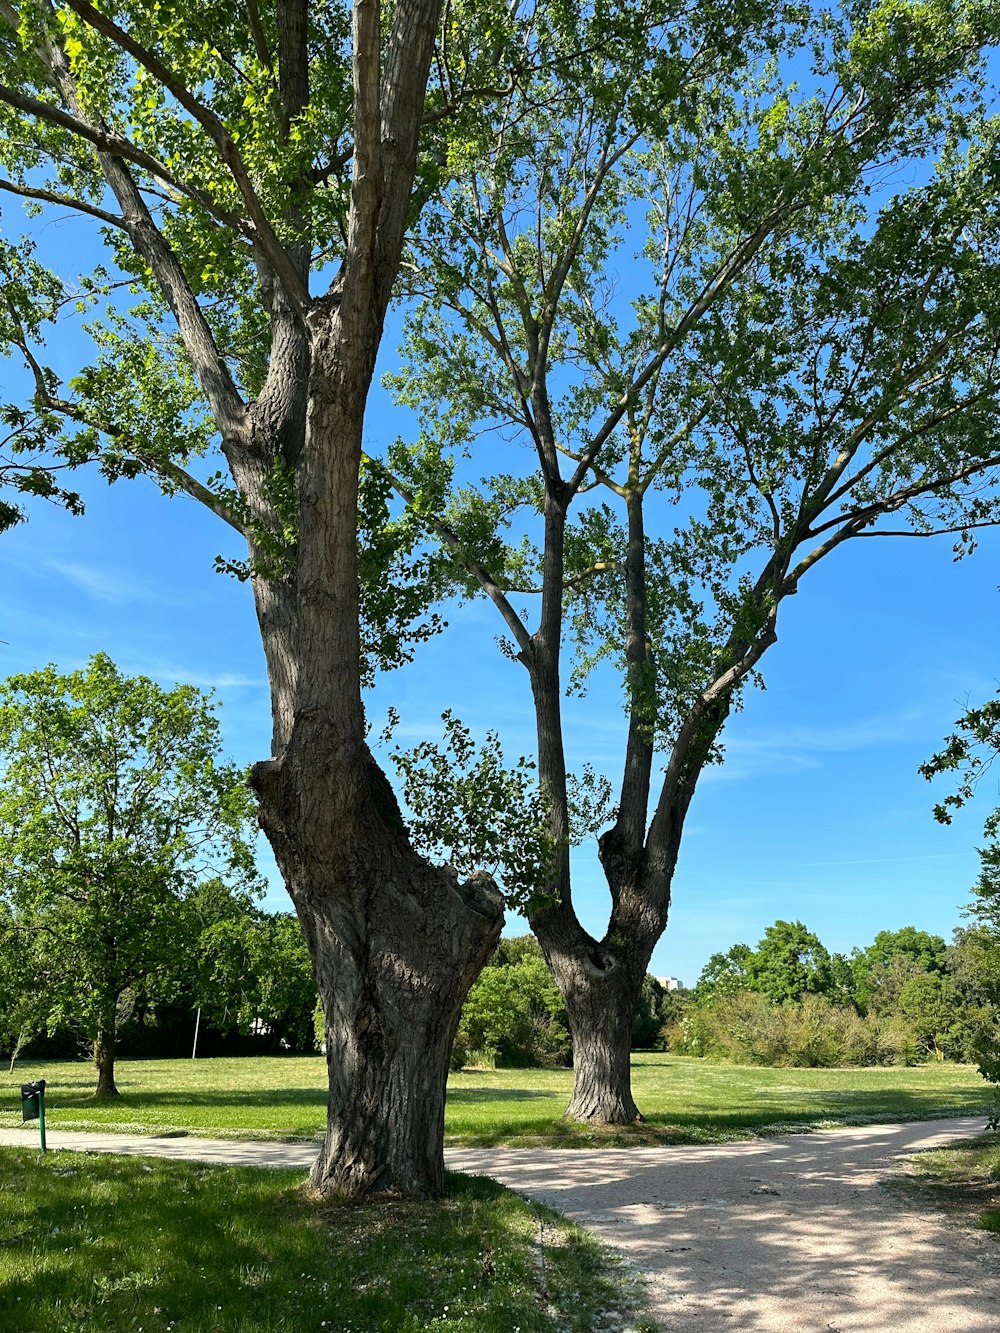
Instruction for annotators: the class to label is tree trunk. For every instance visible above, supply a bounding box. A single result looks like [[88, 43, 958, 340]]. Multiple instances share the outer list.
[[541, 906, 658, 1124], [561, 964, 646, 1123], [309, 873, 498, 1196], [535, 825, 678, 1125], [253, 749, 503, 1198], [94, 1024, 119, 1098]]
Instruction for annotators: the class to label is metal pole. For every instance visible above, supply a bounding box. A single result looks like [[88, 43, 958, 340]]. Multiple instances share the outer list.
[[192, 1006, 201, 1059], [38, 1089, 46, 1154]]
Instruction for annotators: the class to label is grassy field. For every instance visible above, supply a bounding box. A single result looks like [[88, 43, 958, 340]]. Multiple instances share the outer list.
[[1, 1053, 993, 1146], [0, 1149, 654, 1333]]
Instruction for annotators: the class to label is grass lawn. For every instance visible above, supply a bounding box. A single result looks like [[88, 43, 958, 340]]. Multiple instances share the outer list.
[[0, 1149, 654, 1333], [0, 1053, 993, 1146], [896, 1134, 1000, 1235]]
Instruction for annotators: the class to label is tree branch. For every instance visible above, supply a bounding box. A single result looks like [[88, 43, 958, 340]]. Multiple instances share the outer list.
[[0, 82, 246, 234], [0, 175, 126, 229], [646, 605, 780, 864], [65, 0, 309, 311], [246, 0, 274, 72], [363, 452, 535, 663], [4, 321, 247, 537], [854, 519, 1000, 540]]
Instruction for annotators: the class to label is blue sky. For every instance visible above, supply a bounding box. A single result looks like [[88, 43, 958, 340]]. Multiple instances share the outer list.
[[2, 317, 998, 988]]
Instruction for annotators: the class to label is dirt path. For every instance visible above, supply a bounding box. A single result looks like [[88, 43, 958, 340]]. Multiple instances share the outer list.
[[452, 1117, 1000, 1332], [2, 1117, 998, 1330]]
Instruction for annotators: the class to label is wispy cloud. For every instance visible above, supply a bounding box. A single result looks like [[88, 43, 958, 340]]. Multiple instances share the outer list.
[[121, 657, 265, 691], [0, 544, 157, 605], [700, 710, 924, 784], [46, 559, 154, 603]]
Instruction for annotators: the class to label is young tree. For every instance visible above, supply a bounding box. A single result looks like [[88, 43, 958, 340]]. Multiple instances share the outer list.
[[0, 0, 514, 1195], [0, 654, 260, 1095], [384, 0, 1000, 1120]]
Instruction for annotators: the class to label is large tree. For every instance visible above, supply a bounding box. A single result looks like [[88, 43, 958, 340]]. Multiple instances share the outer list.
[[0, 654, 260, 1095], [382, 0, 1000, 1121], [0, 0, 521, 1196]]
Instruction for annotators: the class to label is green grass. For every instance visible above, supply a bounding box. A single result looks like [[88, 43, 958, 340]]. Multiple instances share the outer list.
[[1, 1054, 992, 1147], [0, 1149, 656, 1333], [897, 1134, 1000, 1235]]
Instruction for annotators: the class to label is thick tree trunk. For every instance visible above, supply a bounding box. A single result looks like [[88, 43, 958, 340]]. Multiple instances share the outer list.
[[535, 827, 676, 1125], [308, 867, 499, 1197], [93, 1024, 119, 1098], [559, 963, 646, 1123], [254, 749, 503, 1198]]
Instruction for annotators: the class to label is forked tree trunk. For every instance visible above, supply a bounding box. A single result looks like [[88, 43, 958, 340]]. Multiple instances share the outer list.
[[535, 830, 679, 1126], [254, 748, 503, 1198], [94, 1024, 119, 1098]]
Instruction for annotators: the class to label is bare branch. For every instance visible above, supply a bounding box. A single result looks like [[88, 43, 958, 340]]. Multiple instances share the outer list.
[[0, 174, 126, 229], [246, 0, 274, 72], [854, 520, 1000, 539], [513, 559, 624, 595]]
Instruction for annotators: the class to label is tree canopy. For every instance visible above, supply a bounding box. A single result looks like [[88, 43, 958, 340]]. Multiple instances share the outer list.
[[3, 0, 1000, 1173], [0, 653, 261, 1094], [0, 0, 517, 1197]]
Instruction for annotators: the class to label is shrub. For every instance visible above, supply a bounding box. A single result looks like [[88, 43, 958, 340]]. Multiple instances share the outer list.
[[453, 949, 571, 1070], [664, 991, 929, 1067]]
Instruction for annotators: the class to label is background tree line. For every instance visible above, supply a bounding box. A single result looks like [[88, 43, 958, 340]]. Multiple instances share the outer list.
[[0, 891, 319, 1069], [665, 918, 1000, 1070]]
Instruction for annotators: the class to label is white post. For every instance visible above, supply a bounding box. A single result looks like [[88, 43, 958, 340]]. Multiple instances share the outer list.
[[191, 1006, 201, 1059]]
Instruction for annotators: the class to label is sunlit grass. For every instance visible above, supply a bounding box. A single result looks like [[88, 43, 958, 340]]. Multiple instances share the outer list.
[[446, 1057, 994, 1146], [0, 1149, 653, 1333], [1, 1054, 991, 1148], [1, 1056, 327, 1140], [898, 1133, 1000, 1235]]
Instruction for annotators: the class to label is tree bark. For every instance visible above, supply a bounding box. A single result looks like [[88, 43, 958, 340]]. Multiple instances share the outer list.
[[254, 749, 502, 1197], [93, 1024, 119, 1098], [550, 951, 647, 1122], [245, 309, 503, 1198]]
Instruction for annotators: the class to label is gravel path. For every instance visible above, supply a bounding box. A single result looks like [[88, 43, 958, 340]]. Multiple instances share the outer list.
[[2, 1117, 998, 1330], [452, 1117, 1000, 1332]]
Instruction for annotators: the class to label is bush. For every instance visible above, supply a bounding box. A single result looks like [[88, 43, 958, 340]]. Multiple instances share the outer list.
[[664, 991, 928, 1067], [453, 942, 571, 1070]]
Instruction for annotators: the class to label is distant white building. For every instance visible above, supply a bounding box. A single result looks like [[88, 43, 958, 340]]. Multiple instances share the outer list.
[[655, 975, 683, 991]]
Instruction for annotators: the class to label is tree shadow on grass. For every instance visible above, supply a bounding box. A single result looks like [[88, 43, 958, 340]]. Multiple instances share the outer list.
[[638, 1086, 992, 1134], [0, 1150, 629, 1333], [8, 1086, 328, 1112], [446, 1088, 560, 1104]]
